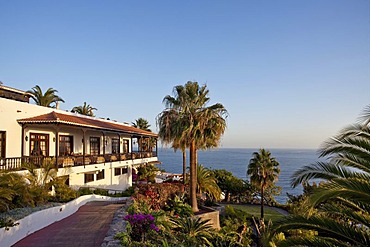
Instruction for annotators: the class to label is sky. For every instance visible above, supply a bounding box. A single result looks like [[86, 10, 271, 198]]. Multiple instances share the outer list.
[[0, 0, 369, 149]]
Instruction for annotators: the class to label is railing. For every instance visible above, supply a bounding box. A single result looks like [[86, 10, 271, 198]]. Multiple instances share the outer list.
[[0, 151, 157, 171]]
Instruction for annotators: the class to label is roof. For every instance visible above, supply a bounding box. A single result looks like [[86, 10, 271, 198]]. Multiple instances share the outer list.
[[0, 84, 31, 96], [17, 111, 157, 137]]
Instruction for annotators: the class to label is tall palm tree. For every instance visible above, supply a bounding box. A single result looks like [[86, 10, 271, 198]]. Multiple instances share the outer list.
[[272, 105, 370, 247], [157, 81, 228, 212], [247, 149, 280, 220], [27, 85, 64, 107], [71, 102, 97, 117], [158, 88, 188, 184]]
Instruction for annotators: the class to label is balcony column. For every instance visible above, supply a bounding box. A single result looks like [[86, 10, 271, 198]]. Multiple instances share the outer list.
[[102, 132, 105, 158], [131, 136, 133, 160], [21, 124, 25, 158], [82, 129, 86, 168], [117, 133, 121, 161], [54, 125, 59, 168]]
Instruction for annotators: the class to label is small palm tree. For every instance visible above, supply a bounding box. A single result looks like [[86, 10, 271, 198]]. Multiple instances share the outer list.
[[132, 118, 151, 131], [27, 85, 64, 107], [71, 102, 97, 117], [247, 149, 280, 220], [171, 216, 213, 246], [197, 165, 222, 201]]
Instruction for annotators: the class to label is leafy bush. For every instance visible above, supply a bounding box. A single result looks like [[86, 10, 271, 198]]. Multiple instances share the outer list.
[[124, 213, 159, 241], [53, 183, 77, 203], [164, 194, 193, 217]]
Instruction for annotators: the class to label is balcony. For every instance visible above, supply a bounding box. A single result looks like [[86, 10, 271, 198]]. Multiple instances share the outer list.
[[0, 151, 157, 171]]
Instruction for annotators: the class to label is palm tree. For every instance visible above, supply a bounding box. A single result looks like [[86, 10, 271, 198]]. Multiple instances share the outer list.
[[247, 149, 280, 220], [27, 85, 64, 107], [272, 105, 370, 246], [170, 216, 213, 246], [132, 118, 153, 152], [197, 165, 222, 201], [71, 102, 97, 117], [158, 91, 188, 184], [157, 81, 228, 212], [132, 117, 152, 131]]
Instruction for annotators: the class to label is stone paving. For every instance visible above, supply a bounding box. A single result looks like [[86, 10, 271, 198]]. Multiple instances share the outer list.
[[12, 201, 126, 247]]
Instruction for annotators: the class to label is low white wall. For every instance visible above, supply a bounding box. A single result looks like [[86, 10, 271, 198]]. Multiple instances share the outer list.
[[0, 195, 127, 247]]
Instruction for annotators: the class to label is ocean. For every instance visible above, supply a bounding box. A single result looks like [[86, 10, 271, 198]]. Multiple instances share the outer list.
[[157, 148, 324, 204]]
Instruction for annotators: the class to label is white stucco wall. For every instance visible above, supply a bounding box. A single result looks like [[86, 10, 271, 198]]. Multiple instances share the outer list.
[[0, 97, 56, 158], [0, 195, 128, 247]]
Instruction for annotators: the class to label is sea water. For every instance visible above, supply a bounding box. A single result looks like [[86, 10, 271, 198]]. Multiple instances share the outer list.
[[157, 148, 324, 204]]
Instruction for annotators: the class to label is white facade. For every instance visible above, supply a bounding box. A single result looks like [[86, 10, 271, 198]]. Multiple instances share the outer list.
[[0, 90, 159, 191]]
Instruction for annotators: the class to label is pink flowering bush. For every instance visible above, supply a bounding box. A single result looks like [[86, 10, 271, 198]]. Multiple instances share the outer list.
[[124, 213, 159, 241]]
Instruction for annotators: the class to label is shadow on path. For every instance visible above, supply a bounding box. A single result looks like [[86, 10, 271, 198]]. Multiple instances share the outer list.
[[13, 201, 125, 247]]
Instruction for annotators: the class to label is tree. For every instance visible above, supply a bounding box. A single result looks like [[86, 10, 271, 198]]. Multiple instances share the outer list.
[[132, 118, 151, 131], [157, 81, 228, 212], [71, 102, 97, 117], [27, 85, 64, 107], [247, 149, 280, 220], [197, 165, 221, 201], [213, 169, 250, 202], [132, 118, 154, 152], [158, 91, 187, 184], [170, 217, 213, 246], [272, 105, 370, 247]]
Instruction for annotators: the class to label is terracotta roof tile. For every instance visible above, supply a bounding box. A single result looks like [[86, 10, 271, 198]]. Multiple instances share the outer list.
[[17, 111, 157, 137]]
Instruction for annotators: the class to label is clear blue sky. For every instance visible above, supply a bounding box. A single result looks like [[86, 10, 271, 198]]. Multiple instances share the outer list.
[[1, 0, 369, 149]]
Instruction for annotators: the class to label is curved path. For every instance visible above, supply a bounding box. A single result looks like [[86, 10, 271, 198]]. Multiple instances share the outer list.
[[13, 201, 125, 247]]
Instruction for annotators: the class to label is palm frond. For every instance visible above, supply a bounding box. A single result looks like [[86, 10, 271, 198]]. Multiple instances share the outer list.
[[277, 236, 352, 247], [290, 161, 370, 187], [273, 215, 370, 246]]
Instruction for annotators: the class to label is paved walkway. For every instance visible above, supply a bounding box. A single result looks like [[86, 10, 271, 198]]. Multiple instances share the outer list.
[[13, 201, 125, 247]]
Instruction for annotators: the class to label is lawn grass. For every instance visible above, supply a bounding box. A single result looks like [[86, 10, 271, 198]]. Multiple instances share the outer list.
[[226, 204, 285, 222]]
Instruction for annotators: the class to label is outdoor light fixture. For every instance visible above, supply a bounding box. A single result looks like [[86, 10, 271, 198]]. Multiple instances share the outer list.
[[25, 136, 28, 141], [53, 137, 56, 142]]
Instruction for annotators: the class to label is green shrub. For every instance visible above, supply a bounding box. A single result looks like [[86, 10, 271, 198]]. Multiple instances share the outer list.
[[53, 183, 77, 202], [77, 187, 93, 196], [164, 194, 193, 217]]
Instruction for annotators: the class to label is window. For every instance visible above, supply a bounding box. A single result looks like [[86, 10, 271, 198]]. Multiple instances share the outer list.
[[122, 140, 129, 153], [59, 135, 73, 156], [122, 167, 128, 174], [84, 173, 94, 183], [112, 138, 119, 154], [0, 131, 5, 158], [30, 133, 49, 156], [114, 168, 121, 176], [97, 169, 105, 180], [90, 137, 100, 155], [114, 167, 128, 176]]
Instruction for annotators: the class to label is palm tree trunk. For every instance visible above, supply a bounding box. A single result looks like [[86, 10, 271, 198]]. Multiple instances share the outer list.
[[190, 140, 199, 212], [182, 149, 186, 184], [261, 186, 264, 220]]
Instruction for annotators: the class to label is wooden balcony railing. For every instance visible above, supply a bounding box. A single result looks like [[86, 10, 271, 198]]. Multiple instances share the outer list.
[[0, 151, 157, 171]]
